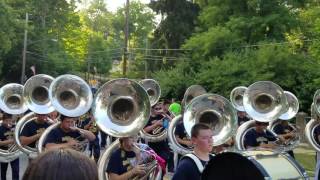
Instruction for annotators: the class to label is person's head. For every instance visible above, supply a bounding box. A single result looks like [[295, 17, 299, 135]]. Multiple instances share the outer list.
[[152, 103, 163, 115], [22, 148, 98, 180], [36, 113, 47, 123], [2, 113, 13, 128], [237, 111, 246, 118], [255, 121, 269, 132], [119, 136, 136, 151], [280, 120, 289, 126], [191, 123, 213, 153], [60, 114, 77, 131]]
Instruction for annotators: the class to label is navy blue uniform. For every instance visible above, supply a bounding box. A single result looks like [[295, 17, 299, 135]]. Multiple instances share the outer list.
[[106, 148, 136, 175], [314, 125, 320, 145], [20, 121, 50, 148], [81, 118, 100, 161], [244, 129, 277, 148], [172, 154, 211, 180], [0, 125, 19, 180], [44, 127, 83, 146]]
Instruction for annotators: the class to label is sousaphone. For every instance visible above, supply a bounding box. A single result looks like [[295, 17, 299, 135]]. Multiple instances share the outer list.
[[268, 91, 300, 151], [139, 79, 165, 142], [14, 74, 55, 158], [93, 78, 161, 180], [37, 74, 93, 153], [305, 91, 320, 152], [235, 81, 289, 151], [230, 86, 247, 112], [0, 83, 27, 162]]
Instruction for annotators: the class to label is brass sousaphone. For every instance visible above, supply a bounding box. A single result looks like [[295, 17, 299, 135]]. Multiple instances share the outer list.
[[168, 85, 207, 155], [0, 83, 28, 162], [235, 81, 289, 150], [93, 78, 161, 180], [268, 91, 300, 152], [37, 74, 93, 153], [14, 74, 55, 158], [230, 86, 247, 112], [305, 90, 320, 152], [139, 79, 165, 142]]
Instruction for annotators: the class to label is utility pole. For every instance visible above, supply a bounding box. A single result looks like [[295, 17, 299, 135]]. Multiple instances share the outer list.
[[144, 37, 148, 78], [21, 13, 28, 84], [123, 0, 129, 77]]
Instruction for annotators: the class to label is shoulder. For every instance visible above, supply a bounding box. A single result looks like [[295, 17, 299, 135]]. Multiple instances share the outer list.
[[110, 148, 121, 159], [245, 128, 256, 137], [178, 155, 198, 169]]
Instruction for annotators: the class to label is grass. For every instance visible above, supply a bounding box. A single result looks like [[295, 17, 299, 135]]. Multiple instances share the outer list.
[[294, 149, 316, 177]]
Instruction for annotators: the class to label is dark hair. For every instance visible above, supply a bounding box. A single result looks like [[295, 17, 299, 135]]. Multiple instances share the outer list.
[[60, 114, 72, 121], [255, 121, 269, 126], [2, 113, 12, 120], [201, 152, 265, 180], [191, 123, 211, 138], [22, 148, 98, 180]]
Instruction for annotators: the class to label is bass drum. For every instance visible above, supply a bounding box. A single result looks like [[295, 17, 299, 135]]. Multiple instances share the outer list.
[[202, 151, 308, 180]]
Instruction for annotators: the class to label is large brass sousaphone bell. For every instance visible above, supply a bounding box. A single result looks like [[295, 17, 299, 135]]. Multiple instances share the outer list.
[[184, 93, 238, 146], [230, 86, 247, 112], [0, 83, 28, 115], [93, 78, 161, 180], [139, 79, 161, 107], [243, 81, 288, 122]]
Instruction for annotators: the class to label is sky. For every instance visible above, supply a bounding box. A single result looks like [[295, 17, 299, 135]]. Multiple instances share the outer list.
[[104, 0, 150, 12], [79, 0, 151, 12]]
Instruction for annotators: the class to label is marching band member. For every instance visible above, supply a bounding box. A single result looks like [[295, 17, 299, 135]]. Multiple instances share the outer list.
[[106, 136, 147, 180], [0, 113, 19, 180], [143, 103, 171, 175], [23, 148, 98, 180], [81, 111, 100, 162], [273, 120, 296, 158], [44, 114, 95, 151], [20, 113, 51, 149], [314, 124, 320, 180], [237, 111, 249, 126], [172, 123, 213, 180], [244, 121, 279, 149]]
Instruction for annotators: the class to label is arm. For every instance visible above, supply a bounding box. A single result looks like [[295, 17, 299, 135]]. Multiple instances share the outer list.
[[176, 135, 192, 147], [20, 134, 41, 146], [0, 139, 13, 146], [79, 128, 96, 141], [143, 120, 162, 133], [45, 139, 76, 150], [109, 165, 145, 180]]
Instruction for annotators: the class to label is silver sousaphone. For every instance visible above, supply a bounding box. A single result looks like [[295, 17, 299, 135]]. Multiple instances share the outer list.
[[235, 81, 289, 151], [139, 79, 165, 142], [183, 93, 238, 146], [38, 74, 93, 153], [305, 91, 320, 152], [14, 74, 55, 158], [168, 85, 207, 156], [268, 91, 300, 152], [230, 86, 247, 112], [0, 83, 27, 162], [93, 78, 161, 180]]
